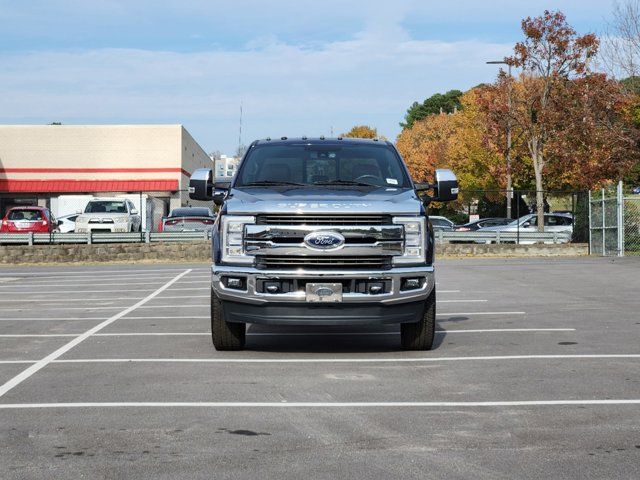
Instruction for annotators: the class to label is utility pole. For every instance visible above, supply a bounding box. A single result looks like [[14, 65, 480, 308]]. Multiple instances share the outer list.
[[238, 101, 243, 157], [487, 61, 514, 219]]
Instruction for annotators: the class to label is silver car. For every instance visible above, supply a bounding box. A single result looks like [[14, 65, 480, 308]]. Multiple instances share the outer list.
[[479, 213, 573, 244]]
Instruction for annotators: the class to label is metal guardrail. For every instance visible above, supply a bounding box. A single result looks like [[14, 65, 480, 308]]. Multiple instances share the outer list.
[[434, 230, 572, 244], [0, 231, 212, 245], [0, 230, 572, 246]]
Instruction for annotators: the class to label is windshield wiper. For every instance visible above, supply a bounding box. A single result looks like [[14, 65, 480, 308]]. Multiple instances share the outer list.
[[313, 179, 378, 187], [241, 181, 306, 187]]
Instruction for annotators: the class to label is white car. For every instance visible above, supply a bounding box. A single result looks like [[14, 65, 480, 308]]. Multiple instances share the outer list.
[[479, 213, 573, 244], [56, 213, 79, 233], [74, 198, 142, 233]]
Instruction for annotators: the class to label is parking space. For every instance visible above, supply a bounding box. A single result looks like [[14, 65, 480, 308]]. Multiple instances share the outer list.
[[0, 258, 639, 479]]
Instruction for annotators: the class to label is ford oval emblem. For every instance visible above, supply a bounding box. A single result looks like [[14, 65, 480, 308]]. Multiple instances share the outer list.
[[304, 231, 345, 250]]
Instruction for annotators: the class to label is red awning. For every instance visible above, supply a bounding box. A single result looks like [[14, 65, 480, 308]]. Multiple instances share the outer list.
[[0, 179, 179, 193]]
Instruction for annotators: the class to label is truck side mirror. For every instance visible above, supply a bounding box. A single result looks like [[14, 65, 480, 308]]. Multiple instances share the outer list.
[[431, 169, 458, 202], [189, 168, 214, 201]]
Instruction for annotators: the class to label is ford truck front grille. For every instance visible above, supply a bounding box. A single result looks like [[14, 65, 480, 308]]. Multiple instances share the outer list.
[[255, 256, 393, 270], [256, 215, 392, 225]]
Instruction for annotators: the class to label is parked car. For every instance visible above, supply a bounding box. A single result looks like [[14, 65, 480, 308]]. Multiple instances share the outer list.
[[632, 186, 640, 195], [0, 206, 59, 234], [454, 217, 511, 231], [429, 216, 455, 231], [479, 213, 573, 244], [56, 213, 79, 233], [74, 198, 142, 233], [159, 207, 216, 232]]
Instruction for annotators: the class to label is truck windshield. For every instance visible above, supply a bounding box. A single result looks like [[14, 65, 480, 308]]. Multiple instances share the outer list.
[[235, 144, 411, 188]]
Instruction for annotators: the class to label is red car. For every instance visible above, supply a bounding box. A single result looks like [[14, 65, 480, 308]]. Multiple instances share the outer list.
[[0, 206, 59, 233]]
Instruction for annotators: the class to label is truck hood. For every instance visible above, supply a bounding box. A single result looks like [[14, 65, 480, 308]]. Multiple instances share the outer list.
[[225, 187, 423, 216]]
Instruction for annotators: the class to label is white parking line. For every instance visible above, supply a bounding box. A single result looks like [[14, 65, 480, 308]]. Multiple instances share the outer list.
[[0, 272, 208, 285], [1, 399, 639, 409], [0, 295, 210, 304], [51, 354, 640, 364], [0, 269, 192, 399], [0, 287, 209, 295], [245, 328, 575, 335], [0, 329, 576, 338], [0, 268, 206, 276], [0, 318, 107, 321], [0, 280, 209, 288], [437, 312, 526, 316], [115, 312, 527, 320]]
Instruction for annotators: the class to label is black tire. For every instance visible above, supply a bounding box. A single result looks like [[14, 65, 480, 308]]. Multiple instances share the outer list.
[[400, 290, 436, 351], [211, 290, 245, 351]]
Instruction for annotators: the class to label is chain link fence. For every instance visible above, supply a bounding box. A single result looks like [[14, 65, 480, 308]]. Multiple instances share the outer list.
[[589, 182, 640, 256], [624, 192, 640, 256], [429, 188, 588, 243]]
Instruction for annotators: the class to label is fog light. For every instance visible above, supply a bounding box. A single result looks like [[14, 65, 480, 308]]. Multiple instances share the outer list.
[[224, 277, 246, 290], [401, 277, 423, 291]]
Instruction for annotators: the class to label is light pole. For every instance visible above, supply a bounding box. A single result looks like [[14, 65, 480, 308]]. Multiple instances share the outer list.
[[487, 60, 513, 219]]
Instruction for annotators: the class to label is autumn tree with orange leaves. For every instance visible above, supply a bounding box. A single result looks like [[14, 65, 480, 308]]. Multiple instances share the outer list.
[[500, 10, 601, 230], [396, 89, 508, 201]]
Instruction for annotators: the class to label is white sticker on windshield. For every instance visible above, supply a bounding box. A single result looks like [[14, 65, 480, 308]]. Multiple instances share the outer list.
[[386, 178, 398, 185]]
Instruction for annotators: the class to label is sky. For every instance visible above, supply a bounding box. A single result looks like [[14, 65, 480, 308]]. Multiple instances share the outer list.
[[0, 0, 617, 155]]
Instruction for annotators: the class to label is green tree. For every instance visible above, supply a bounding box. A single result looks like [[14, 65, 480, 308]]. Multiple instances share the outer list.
[[400, 90, 463, 129]]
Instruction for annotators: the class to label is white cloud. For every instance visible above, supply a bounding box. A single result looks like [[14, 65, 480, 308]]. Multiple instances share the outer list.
[[0, 1, 554, 152], [0, 35, 513, 153]]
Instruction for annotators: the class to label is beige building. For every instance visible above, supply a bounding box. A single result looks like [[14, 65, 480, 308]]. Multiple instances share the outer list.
[[0, 125, 212, 218]]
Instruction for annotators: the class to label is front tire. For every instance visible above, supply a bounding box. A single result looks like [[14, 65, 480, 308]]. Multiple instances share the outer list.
[[211, 291, 245, 351], [400, 290, 436, 351]]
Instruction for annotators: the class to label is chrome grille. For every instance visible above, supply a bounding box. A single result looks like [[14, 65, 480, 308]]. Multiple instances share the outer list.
[[256, 215, 392, 225], [255, 256, 393, 270]]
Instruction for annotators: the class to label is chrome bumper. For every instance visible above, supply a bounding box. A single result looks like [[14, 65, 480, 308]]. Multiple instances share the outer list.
[[211, 264, 434, 306]]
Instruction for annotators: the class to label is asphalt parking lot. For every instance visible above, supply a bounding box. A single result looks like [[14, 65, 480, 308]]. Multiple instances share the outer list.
[[0, 257, 639, 479]]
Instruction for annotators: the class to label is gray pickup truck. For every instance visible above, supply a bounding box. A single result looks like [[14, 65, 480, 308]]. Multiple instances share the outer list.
[[189, 137, 458, 351]]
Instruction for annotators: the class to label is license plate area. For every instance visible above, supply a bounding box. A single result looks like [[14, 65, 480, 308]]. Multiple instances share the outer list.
[[305, 283, 343, 303]]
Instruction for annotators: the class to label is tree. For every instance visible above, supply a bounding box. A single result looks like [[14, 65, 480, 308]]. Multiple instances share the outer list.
[[400, 90, 463, 129], [341, 125, 379, 139], [503, 10, 599, 230], [602, 1, 640, 78], [396, 89, 508, 196]]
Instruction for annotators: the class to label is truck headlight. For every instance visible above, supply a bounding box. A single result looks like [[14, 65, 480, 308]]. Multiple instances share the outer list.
[[393, 217, 426, 265], [76, 216, 88, 224], [221, 215, 255, 264], [115, 217, 128, 223]]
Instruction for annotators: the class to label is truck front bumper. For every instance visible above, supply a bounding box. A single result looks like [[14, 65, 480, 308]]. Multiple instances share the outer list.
[[211, 264, 435, 326]]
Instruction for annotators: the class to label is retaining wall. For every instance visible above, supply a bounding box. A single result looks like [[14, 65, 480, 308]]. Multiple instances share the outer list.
[[0, 241, 588, 265]]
